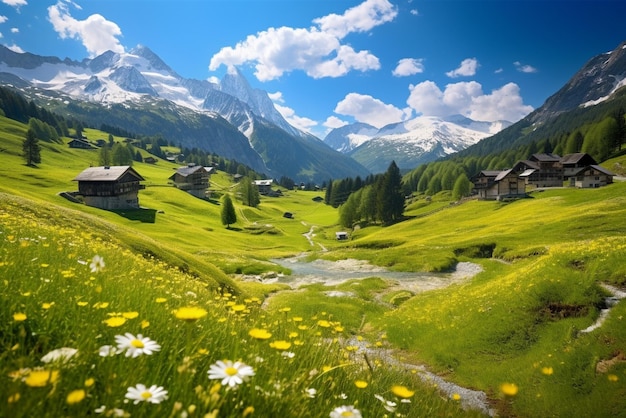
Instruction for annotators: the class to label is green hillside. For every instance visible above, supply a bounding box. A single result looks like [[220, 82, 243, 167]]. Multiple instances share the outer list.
[[2, 116, 626, 417]]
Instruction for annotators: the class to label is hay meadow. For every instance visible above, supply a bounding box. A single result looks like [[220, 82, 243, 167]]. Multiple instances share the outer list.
[[1, 118, 626, 417]]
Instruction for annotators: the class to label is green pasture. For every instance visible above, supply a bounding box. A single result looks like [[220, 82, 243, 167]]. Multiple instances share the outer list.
[[2, 117, 626, 417]]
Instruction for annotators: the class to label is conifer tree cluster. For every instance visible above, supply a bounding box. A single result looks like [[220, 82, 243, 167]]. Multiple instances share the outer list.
[[337, 161, 405, 228]]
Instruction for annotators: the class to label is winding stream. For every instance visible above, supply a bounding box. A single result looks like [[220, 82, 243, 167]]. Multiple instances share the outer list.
[[266, 255, 483, 292]]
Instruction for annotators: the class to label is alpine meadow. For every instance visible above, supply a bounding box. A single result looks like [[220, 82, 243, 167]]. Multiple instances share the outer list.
[[2, 7, 626, 418]]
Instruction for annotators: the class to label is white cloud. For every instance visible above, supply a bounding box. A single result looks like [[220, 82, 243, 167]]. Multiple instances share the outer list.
[[514, 61, 538, 73], [274, 103, 318, 133], [407, 80, 533, 122], [209, 0, 396, 81], [5, 43, 24, 53], [324, 115, 349, 129], [0, 16, 8, 24], [446, 58, 479, 78], [47, 1, 124, 57], [2, 0, 27, 9], [410, 9, 419, 16], [312, 0, 397, 38], [10, 27, 18, 33], [494, 68, 503, 74], [392, 58, 424, 77], [268, 91, 284, 103], [334, 92, 405, 128]]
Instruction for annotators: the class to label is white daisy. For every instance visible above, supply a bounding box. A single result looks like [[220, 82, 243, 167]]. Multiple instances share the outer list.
[[41, 347, 78, 364], [125, 384, 168, 404], [207, 360, 255, 387], [98, 345, 119, 357], [330, 405, 362, 418], [115, 333, 161, 358], [89, 255, 105, 273]]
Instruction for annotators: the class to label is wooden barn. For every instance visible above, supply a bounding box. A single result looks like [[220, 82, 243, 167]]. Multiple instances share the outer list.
[[169, 163, 210, 198], [73, 166, 145, 210]]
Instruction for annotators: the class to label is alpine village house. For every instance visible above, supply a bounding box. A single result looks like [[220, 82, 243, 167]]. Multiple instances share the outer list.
[[472, 153, 615, 200], [168, 163, 212, 199], [73, 166, 145, 210]]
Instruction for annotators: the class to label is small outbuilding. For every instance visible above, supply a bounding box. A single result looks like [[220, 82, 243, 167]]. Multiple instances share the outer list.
[[335, 231, 349, 240], [73, 166, 145, 210]]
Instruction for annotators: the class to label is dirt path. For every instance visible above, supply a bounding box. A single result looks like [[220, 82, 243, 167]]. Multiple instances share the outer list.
[[302, 222, 327, 251]]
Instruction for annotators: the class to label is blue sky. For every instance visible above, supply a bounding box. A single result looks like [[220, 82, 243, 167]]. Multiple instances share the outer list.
[[1, 0, 625, 139]]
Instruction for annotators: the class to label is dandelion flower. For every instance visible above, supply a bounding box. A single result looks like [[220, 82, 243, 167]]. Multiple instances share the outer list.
[[8, 393, 20, 403], [115, 333, 161, 358], [13, 312, 27, 322], [207, 360, 255, 388], [174, 306, 207, 321], [270, 340, 292, 351], [41, 347, 78, 364], [125, 384, 168, 404], [103, 317, 127, 327], [90, 255, 105, 273], [608, 374, 619, 382], [122, 311, 139, 319], [391, 385, 415, 398], [541, 367, 554, 376], [354, 380, 368, 389], [500, 382, 519, 396], [66, 389, 86, 405], [249, 328, 272, 340], [330, 405, 362, 418], [317, 320, 331, 328], [155, 297, 167, 303], [24, 370, 60, 387], [452, 393, 461, 401]]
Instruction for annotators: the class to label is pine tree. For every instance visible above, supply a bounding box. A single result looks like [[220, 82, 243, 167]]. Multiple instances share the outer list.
[[22, 128, 41, 166], [221, 194, 237, 228], [240, 177, 260, 208], [377, 161, 404, 225]]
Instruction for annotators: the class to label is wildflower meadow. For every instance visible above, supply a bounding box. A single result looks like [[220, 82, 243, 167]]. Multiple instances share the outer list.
[[0, 194, 478, 417]]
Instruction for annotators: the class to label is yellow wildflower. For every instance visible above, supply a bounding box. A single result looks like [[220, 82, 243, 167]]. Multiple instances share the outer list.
[[391, 385, 415, 398], [13, 312, 27, 322], [354, 380, 368, 389], [66, 389, 86, 405], [249, 328, 272, 340], [269, 340, 292, 351], [24, 370, 60, 387], [541, 367, 554, 376], [122, 311, 139, 319], [174, 306, 208, 321], [103, 317, 126, 327], [500, 383, 519, 396]]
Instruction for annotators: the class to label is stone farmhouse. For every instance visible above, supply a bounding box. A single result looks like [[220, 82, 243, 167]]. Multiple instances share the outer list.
[[472, 153, 614, 200], [73, 166, 145, 210], [169, 163, 212, 198]]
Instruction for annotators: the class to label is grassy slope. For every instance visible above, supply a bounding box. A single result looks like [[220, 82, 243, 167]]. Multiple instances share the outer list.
[[2, 117, 626, 417]]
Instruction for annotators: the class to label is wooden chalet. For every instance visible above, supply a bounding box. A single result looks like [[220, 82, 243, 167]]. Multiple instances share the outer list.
[[561, 153, 597, 179], [68, 138, 94, 149], [253, 179, 274, 195], [570, 165, 614, 188], [73, 166, 145, 210], [169, 163, 210, 198], [472, 169, 526, 200], [526, 153, 563, 187]]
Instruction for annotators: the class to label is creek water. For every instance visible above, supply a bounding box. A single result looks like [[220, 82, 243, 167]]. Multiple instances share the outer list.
[[266, 255, 482, 291]]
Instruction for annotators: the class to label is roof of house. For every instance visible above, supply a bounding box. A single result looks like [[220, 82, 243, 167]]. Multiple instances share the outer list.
[[561, 153, 597, 165], [476, 170, 503, 178], [573, 165, 615, 176], [73, 166, 145, 182], [518, 168, 536, 177], [495, 169, 515, 181], [254, 179, 273, 186], [172, 164, 208, 177], [531, 153, 561, 162]]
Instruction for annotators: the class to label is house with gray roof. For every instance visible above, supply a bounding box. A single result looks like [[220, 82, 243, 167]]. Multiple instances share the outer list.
[[73, 166, 145, 210], [169, 163, 210, 198]]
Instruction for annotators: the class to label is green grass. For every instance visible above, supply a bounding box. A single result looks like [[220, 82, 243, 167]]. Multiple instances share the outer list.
[[2, 116, 626, 417]]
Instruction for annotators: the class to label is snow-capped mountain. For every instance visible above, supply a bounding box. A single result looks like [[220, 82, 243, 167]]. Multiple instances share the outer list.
[[0, 44, 369, 183], [529, 41, 626, 124], [325, 115, 511, 173]]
